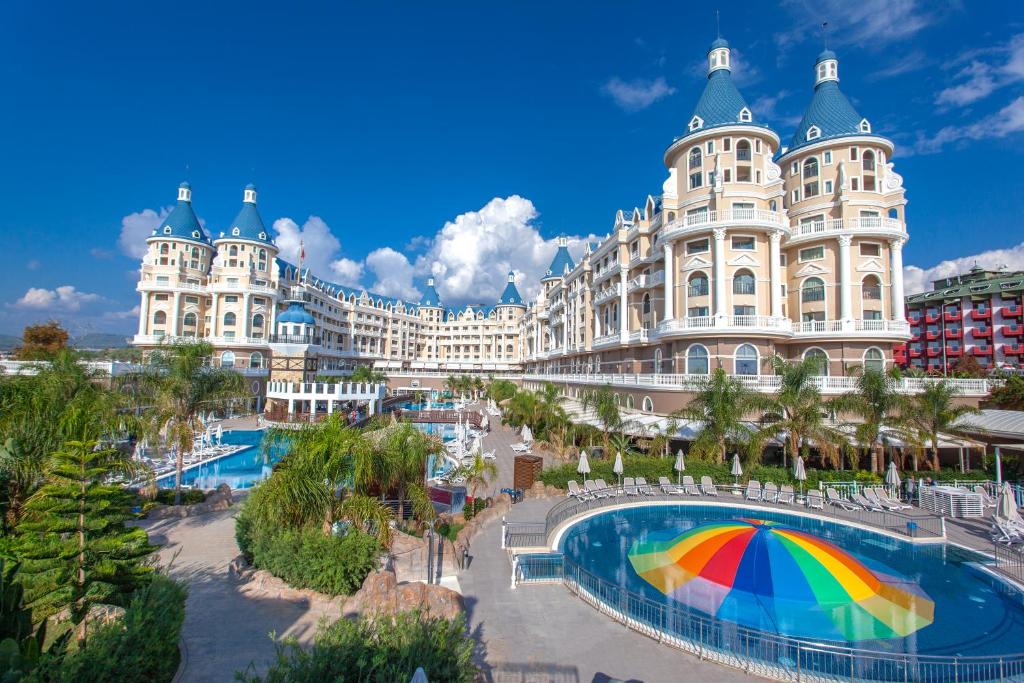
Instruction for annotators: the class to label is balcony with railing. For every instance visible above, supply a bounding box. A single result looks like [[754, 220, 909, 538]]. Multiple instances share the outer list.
[[788, 216, 905, 243], [660, 208, 787, 241], [944, 308, 962, 322], [269, 333, 322, 345], [1006, 344, 1024, 356], [687, 282, 710, 297], [657, 315, 792, 337], [593, 284, 621, 305], [801, 286, 826, 302], [592, 333, 620, 348], [1003, 324, 1024, 337], [627, 270, 665, 292], [1003, 304, 1024, 318], [925, 310, 941, 323], [945, 345, 963, 357], [926, 346, 942, 358], [944, 327, 962, 339], [970, 307, 992, 321], [861, 286, 882, 300], [970, 326, 993, 339], [925, 329, 940, 340], [908, 346, 923, 358], [970, 344, 994, 356], [791, 319, 910, 336]]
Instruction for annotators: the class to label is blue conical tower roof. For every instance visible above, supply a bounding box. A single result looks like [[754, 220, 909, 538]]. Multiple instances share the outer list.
[[152, 182, 210, 245], [543, 237, 575, 280], [681, 39, 765, 139], [420, 277, 442, 307], [498, 271, 525, 306], [218, 184, 274, 245], [787, 51, 878, 153]]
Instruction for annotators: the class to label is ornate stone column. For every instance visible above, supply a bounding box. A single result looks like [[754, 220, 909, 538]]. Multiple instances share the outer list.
[[137, 292, 149, 336], [769, 231, 783, 318], [619, 269, 629, 343], [890, 238, 905, 321], [838, 235, 853, 325], [663, 242, 675, 321], [171, 291, 182, 337], [713, 228, 727, 323]]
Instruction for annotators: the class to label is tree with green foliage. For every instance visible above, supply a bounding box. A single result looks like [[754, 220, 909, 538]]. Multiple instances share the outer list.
[[141, 340, 248, 505], [754, 354, 846, 469], [16, 440, 154, 646], [989, 373, 1024, 410], [904, 380, 980, 471], [678, 369, 762, 463], [486, 379, 517, 403], [832, 367, 908, 472], [349, 365, 388, 384], [0, 350, 132, 527], [451, 451, 497, 503], [580, 384, 627, 454]]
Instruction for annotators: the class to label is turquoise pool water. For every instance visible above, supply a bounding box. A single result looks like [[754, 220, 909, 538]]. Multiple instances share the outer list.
[[559, 504, 1024, 658]]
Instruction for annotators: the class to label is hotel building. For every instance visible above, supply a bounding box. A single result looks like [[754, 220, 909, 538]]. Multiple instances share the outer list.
[[520, 41, 910, 393], [896, 267, 1024, 374]]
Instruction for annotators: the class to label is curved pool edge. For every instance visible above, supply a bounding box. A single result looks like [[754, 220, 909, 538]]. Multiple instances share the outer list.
[[547, 498, 946, 552]]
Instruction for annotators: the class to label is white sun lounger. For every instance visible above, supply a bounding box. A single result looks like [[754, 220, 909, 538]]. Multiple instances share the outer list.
[[852, 492, 883, 511], [510, 443, 531, 452], [777, 484, 795, 505], [567, 480, 592, 500], [594, 479, 616, 497], [745, 480, 762, 502], [701, 476, 719, 496], [584, 480, 605, 499], [826, 487, 860, 511], [974, 485, 998, 509], [682, 475, 700, 496], [762, 482, 779, 504], [806, 489, 825, 509], [993, 516, 1024, 545], [864, 488, 899, 511], [871, 486, 911, 510], [623, 477, 639, 496], [636, 477, 655, 495], [659, 476, 682, 495]]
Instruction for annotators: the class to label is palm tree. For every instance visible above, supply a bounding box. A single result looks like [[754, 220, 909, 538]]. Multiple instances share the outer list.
[[471, 376, 485, 400], [452, 452, 498, 503], [349, 365, 388, 384], [141, 341, 248, 504], [832, 367, 908, 472], [904, 380, 980, 471], [580, 384, 626, 454], [678, 369, 762, 463], [369, 423, 441, 523], [754, 355, 845, 469], [504, 390, 540, 430], [645, 414, 681, 458]]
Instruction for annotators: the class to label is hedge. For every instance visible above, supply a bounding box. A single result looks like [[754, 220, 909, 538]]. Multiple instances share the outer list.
[[238, 611, 476, 683], [32, 574, 186, 682]]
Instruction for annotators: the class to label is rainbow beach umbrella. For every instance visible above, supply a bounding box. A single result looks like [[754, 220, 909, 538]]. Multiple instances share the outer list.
[[627, 519, 934, 642]]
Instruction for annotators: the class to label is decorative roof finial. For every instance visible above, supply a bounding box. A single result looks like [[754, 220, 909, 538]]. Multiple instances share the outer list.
[[177, 181, 192, 202], [244, 183, 257, 204]]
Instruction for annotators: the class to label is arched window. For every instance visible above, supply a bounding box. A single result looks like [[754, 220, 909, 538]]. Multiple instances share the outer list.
[[251, 313, 265, 330], [862, 150, 875, 172], [190, 246, 200, 260], [642, 293, 651, 315], [182, 312, 197, 327], [803, 157, 819, 197], [626, 395, 635, 409], [257, 248, 267, 270], [229, 245, 238, 257], [735, 344, 758, 375], [654, 348, 663, 374], [733, 270, 755, 295], [249, 352, 263, 369], [862, 275, 882, 301], [864, 347, 885, 372], [220, 351, 235, 369], [801, 277, 826, 304], [803, 348, 829, 376], [642, 396, 654, 413], [688, 273, 709, 297], [153, 310, 166, 325], [688, 147, 702, 170], [686, 344, 709, 375], [160, 243, 169, 255], [736, 139, 751, 162], [223, 312, 236, 326]]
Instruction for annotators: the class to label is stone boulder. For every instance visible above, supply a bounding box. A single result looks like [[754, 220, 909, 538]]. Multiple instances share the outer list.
[[342, 569, 463, 622], [523, 481, 563, 500], [146, 483, 234, 519], [454, 493, 512, 552]]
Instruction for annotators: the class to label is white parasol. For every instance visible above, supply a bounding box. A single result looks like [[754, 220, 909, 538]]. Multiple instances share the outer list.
[[613, 450, 624, 488], [794, 456, 807, 496], [578, 450, 591, 484], [674, 449, 686, 486], [731, 453, 743, 484]]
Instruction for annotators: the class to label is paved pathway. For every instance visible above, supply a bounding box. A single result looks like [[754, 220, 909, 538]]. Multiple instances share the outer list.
[[141, 505, 337, 682]]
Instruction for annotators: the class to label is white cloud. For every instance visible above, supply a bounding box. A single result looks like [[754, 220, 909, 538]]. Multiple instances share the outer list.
[[775, 0, 938, 57], [936, 34, 1024, 107], [868, 49, 930, 81], [329, 257, 364, 287], [904, 242, 1024, 296], [102, 305, 140, 321], [602, 76, 675, 112], [26, 259, 40, 271], [118, 207, 171, 259], [909, 95, 1024, 155], [365, 248, 420, 301], [12, 286, 101, 311], [750, 90, 801, 127], [688, 49, 760, 88], [272, 215, 342, 275]]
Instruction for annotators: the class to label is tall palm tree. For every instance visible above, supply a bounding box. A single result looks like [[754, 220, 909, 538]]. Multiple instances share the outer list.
[[832, 367, 908, 472], [471, 376, 485, 400], [754, 355, 845, 469], [369, 423, 440, 523], [141, 341, 248, 505], [904, 380, 980, 471], [452, 451, 498, 502], [678, 368, 762, 463], [645, 414, 681, 458], [580, 384, 626, 454]]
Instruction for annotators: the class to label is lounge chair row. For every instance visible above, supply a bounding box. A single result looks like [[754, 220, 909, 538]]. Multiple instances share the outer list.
[[820, 485, 911, 512]]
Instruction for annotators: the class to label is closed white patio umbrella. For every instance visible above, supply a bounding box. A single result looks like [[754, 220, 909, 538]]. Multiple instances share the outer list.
[[613, 451, 624, 489], [674, 449, 686, 486], [997, 483, 1022, 524], [794, 456, 807, 497], [578, 450, 591, 485], [521, 424, 533, 443], [731, 453, 743, 485], [885, 460, 901, 497]]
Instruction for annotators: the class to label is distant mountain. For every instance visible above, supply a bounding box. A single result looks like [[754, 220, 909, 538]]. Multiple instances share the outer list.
[[0, 335, 19, 351], [71, 333, 132, 349]]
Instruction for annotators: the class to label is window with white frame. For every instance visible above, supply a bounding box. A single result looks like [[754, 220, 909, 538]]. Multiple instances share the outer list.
[[799, 246, 824, 262]]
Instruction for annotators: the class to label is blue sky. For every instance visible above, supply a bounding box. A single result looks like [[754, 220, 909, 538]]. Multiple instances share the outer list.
[[2, 0, 1023, 336]]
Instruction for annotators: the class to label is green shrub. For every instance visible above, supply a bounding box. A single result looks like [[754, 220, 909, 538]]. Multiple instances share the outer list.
[[235, 503, 256, 562], [247, 526, 379, 596], [238, 611, 476, 683], [437, 521, 464, 543], [33, 574, 186, 682], [154, 489, 207, 506]]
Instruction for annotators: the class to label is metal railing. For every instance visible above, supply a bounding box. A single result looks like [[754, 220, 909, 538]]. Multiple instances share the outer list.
[[541, 485, 944, 544], [503, 521, 549, 549], [993, 543, 1024, 584], [554, 556, 1024, 683]]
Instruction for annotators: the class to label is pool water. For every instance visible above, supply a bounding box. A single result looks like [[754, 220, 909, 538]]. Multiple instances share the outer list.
[[156, 430, 288, 490], [559, 504, 1024, 657], [400, 401, 456, 411]]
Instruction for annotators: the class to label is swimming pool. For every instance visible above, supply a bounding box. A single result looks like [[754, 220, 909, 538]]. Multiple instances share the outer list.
[[155, 430, 286, 490], [558, 504, 1024, 665]]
